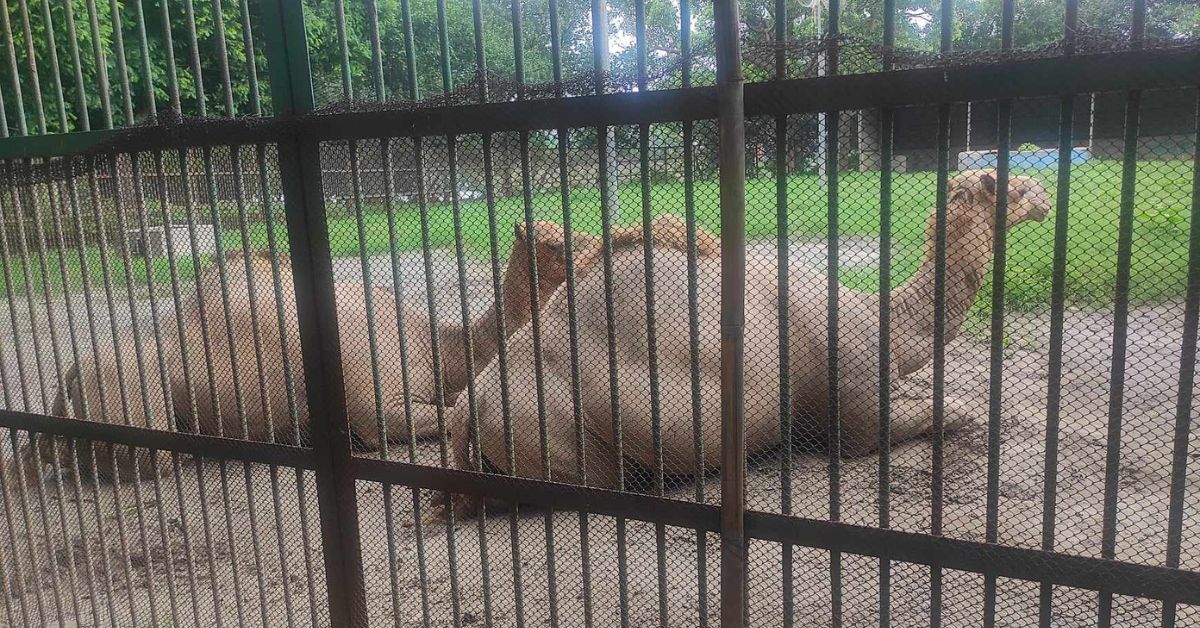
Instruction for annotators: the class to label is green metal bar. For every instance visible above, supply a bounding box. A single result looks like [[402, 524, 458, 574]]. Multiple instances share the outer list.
[[365, 0, 384, 98], [181, 0, 207, 116], [60, 0, 88, 129], [877, 1, 896, 625], [131, 0, 155, 116], [1098, 1, 1145, 625], [15, 0, 45, 133], [0, 0, 28, 134], [157, 0, 182, 114], [1161, 88, 1200, 628], [82, 0, 111, 126], [105, 0, 133, 124], [239, 0, 261, 114], [210, 0, 237, 115], [401, 0, 418, 99], [37, 0, 67, 131], [824, 2, 842, 625], [1039, 2, 1079, 625], [333, 0, 352, 97], [259, 0, 368, 624]]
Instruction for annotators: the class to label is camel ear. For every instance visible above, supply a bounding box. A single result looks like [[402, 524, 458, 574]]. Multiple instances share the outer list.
[[980, 172, 996, 197], [513, 222, 526, 240]]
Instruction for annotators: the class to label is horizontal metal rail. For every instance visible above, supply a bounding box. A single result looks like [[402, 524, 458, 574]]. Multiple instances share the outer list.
[[350, 457, 1200, 606], [0, 409, 316, 469], [5, 406, 1200, 606], [0, 47, 1193, 160]]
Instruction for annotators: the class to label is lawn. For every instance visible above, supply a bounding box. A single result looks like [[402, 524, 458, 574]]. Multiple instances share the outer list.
[[2, 159, 1194, 313]]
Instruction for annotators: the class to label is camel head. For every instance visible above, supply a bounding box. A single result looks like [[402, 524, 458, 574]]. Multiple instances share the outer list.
[[947, 169, 1052, 231], [513, 220, 573, 306]]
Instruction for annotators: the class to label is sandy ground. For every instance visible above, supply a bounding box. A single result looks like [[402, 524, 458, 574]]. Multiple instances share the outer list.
[[0, 245, 1197, 627]]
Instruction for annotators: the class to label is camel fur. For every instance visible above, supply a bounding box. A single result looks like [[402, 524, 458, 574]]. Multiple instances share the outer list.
[[442, 170, 1050, 516]]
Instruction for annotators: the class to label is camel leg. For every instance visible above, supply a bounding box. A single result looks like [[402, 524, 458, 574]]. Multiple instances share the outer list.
[[839, 387, 975, 457]]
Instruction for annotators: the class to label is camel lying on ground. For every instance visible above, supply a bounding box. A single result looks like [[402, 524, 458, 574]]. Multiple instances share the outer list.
[[22, 214, 710, 481], [443, 170, 1050, 516]]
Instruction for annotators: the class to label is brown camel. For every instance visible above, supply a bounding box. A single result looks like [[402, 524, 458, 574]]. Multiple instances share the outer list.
[[22, 214, 717, 481], [443, 170, 1050, 515]]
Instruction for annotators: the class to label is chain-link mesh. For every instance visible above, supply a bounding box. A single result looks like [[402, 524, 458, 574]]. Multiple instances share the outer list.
[[0, 431, 327, 627], [0, 0, 1197, 624]]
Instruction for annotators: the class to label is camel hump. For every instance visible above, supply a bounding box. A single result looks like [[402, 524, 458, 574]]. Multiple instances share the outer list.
[[609, 214, 719, 257]]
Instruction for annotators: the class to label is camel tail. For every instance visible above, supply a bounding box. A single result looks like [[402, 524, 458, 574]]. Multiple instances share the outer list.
[[4, 363, 81, 491]]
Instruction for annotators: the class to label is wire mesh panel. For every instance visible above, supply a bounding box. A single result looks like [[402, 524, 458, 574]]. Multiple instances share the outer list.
[[0, 0, 1197, 625], [0, 431, 327, 628]]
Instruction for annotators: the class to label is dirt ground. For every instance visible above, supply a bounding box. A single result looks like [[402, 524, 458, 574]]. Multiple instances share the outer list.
[[0, 247, 1197, 627]]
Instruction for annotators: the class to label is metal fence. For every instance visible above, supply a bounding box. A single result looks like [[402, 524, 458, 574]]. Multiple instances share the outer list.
[[0, 0, 1197, 626]]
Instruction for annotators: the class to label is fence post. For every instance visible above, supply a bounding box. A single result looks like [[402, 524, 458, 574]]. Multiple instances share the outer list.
[[714, 0, 747, 623], [258, 1, 368, 626]]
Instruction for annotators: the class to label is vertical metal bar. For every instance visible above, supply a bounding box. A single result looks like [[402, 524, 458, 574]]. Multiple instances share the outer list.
[[201, 146, 252, 628], [588, 1, 626, 622], [260, 0, 369, 623], [680, 1, 707, 622], [0, 175, 31, 413], [172, 156, 225, 620], [84, 161, 141, 627], [334, 0, 352, 97], [106, 0, 134, 123], [0, 429, 33, 626], [210, 0, 237, 115], [478, 132, 511, 628], [131, 152, 183, 624], [37, 0, 68, 131], [109, 153, 166, 627], [1099, 2, 1145, 625], [364, 0, 384, 100], [14, 0, 45, 133], [157, 0, 182, 114], [257, 144, 321, 628], [154, 148, 206, 628], [382, 138, 433, 628], [598, 122, 628, 628], [4, 427, 54, 626], [41, 177, 87, 626], [983, 1, 1015, 625], [824, 3, 842, 625], [447, 135, 483, 626], [631, 0, 668, 622], [6, 173, 49, 411], [1039, 4, 1078, 626], [238, 0, 261, 115], [773, 0, 793, 618], [0, 0, 19, 136], [251, 144, 298, 628], [64, 161, 122, 627], [400, 0, 418, 100], [930, 2, 952, 625], [715, 0, 746, 620], [413, 133, 464, 628], [181, 0, 207, 116], [228, 144, 274, 626], [60, 0, 89, 130], [83, 0, 113, 127], [131, 0, 155, 116], [877, 2, 896, 626], [1161, 89, 1200, 628]]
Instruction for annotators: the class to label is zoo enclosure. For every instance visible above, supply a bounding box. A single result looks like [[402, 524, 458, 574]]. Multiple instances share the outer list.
[[0, 0, 1196, 626]]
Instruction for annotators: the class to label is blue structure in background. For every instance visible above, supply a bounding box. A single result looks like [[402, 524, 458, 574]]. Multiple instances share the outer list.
[[958, 147, 1091, 170]]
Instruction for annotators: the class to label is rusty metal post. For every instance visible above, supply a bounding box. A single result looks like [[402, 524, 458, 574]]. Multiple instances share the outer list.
[[714, 0, 747, 623]]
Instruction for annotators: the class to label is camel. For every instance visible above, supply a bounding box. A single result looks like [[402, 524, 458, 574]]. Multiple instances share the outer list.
[[441, 170, 1050, 515], [23, 214, 709, 481]]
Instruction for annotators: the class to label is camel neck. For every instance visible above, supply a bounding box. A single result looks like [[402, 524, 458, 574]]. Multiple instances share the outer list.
[[888, 211, 995, 375], [467, 240, 535, 369]]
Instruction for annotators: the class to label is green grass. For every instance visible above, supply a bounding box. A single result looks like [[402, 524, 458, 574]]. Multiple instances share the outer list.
[[3, 159, 1195, 312]]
